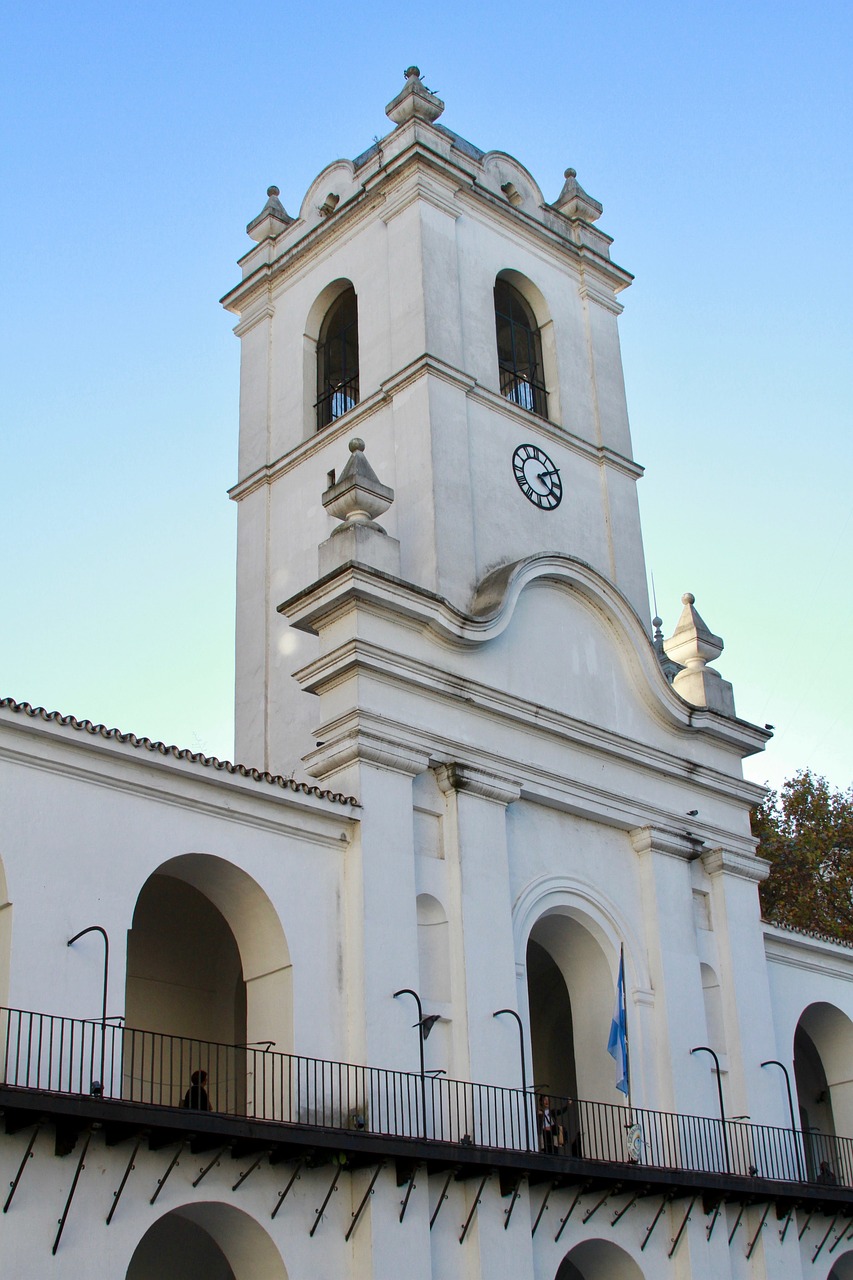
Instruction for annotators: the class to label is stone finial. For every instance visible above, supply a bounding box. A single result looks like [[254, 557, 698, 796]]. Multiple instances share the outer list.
[[323, 438, 394, 529], [319, 440, 401, 577], [247, 185, 295, 242], [552, 168, 603, 222], [663, 593, 735, 716], [385, 66, 445, 126]]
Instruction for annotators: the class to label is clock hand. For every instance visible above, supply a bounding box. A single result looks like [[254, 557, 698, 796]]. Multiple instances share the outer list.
[[537, 468, 560, 483]]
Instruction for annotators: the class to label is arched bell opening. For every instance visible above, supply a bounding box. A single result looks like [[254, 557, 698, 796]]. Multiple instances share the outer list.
[[525, 911, 621, 1156], [126, 1202, 288, 1280], [795, 1002, 853, 1181], [556, 1236, 646, 1279], [124, 854, 292, 1116]]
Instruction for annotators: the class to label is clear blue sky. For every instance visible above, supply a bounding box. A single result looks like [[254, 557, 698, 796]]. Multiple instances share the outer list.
[[2, 0, 850, 794]]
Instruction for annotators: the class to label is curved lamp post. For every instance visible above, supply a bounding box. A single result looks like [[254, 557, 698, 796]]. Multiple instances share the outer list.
[[762, 1058, 805, 1180], [393, 988, 428, 1138], [493, 1008, 531, 1150], [67, 925, 109, 1092], [691, 1045, 730, 1173]]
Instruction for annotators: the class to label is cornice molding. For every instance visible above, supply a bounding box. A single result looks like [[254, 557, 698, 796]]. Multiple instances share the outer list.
[[763, 925, 853, 980], [434, 762, 521, 805], [232, 302, 275, 338], [294, 638, 765, 818], [228, 353, 643, 501], [303, 703, 760, 848], [280, 556, 770, 761]]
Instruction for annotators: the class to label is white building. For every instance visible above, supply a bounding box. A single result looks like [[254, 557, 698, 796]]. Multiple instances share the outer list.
[[1, 67, 852, 1280]]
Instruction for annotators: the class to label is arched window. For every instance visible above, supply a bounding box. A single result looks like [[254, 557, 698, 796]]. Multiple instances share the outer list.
[[316, 286, 359, 430], [494, 278, 548, 418]]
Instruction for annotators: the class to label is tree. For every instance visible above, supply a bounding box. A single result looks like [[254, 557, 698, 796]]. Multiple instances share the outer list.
[[753, 770, 853, 943]]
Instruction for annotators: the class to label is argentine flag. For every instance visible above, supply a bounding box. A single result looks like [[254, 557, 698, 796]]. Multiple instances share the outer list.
[[607, 951, 629, 1096]]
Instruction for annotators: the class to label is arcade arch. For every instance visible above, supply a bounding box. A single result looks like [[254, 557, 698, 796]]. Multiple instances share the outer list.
[[829, 1252, 853, 1279], [556, 1237, 645, 1279], [795, 1002, 853, 1174], [125, 855, 292, 1111], [126, 1202, 288, 1280], [525, 907, 620, 1114]]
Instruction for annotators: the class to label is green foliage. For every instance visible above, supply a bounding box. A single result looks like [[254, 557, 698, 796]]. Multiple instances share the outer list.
[[754, 771, 853, 943]]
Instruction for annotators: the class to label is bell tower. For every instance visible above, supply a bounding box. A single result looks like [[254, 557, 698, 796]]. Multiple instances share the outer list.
[[223, 68, 649, 776]]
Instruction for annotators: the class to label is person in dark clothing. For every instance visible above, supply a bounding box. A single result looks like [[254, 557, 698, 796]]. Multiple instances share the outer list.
[[182, 1069, 212, 1111], [817, 1160, 837, 1186]]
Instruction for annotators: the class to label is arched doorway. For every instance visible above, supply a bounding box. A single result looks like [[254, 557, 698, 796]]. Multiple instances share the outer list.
[[126, 1203, 288, 1279], [557, 1237, 645, 1279], [795, 1003, 853, 1180], [124, 855, 292, 1116], [526, 911, 622, 1157]]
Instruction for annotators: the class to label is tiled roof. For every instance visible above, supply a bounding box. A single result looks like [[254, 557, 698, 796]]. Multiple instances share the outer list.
[[764, 918, 853, 950], [0, 698, 358, 808]]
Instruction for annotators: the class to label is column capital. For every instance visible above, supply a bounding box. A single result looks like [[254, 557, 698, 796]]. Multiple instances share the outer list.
[[434, 762, 521, 805], [304, 729, 430, 780], [701, 846, 769, 884], [630, 825, 704, 861]]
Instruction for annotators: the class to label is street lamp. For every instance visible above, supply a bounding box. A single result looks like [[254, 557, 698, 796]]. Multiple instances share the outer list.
[[493, 1008, 531, 1150], [691, 1045, 730, 1173], [393, 988, 434, 1139], [762, 1058, 805, 1180], [67, 925, 109, 1093]]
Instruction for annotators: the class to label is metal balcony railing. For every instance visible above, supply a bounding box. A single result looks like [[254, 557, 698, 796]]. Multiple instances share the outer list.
[[2, 1006, 851, 1190]]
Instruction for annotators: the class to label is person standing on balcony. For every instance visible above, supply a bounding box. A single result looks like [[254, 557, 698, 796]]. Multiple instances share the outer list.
[[182, 1069, 212, 1111]]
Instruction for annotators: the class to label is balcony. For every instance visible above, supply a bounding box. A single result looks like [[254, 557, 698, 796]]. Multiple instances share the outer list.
[[2, 1005, 852, 1238]]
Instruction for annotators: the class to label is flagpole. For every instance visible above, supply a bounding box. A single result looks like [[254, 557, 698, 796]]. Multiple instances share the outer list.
[[621, 944, 632, 1113]]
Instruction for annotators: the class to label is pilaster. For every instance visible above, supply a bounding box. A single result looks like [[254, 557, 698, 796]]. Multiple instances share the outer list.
[[631, 826, 712, 1117]]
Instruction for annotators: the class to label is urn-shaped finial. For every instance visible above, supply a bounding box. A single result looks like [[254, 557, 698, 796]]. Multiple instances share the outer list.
[[385, 66, 445, 126], [322, 438, 394, 532]]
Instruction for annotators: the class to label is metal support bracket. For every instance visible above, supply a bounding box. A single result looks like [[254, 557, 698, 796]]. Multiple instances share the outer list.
[[728, 1203, 745, 1245], [459, 1173, 489, 1244], [531, 1182, 554, 1237], [641, 1194, 672, 1251], [193, 1144, 231, 1188], [799, 1210, 814, 1241], [52, 1129, 92, 1255], [779, 1208, 795, 1244], [828, 1220, 853, 1255], [669, 1194, 698, 1259], [3, 1121, 41, 1214], [150, 1140, 186, 1206], [705, 1199, 724, 1241], [106, 1134, 143, 1225], [399, 1164, 419, 1223], [583, 1185, 619, 1224], [612, 1192, 639, 1226], [503, 1177, 524, 1230], [271, 1160, 303, 1220], [232, 1149, 271, 1192], [430, 1171, 454, 1231], [309, 1164, 342, 1237], [345, 1163, 384, 1242], [555, 1184, 589, 1243], [746, 1202, 771, 1259], [812, 1215, 839, 1264]]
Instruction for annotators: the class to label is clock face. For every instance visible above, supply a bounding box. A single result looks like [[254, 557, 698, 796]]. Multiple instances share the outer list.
[[512, 443, 562, 510]]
